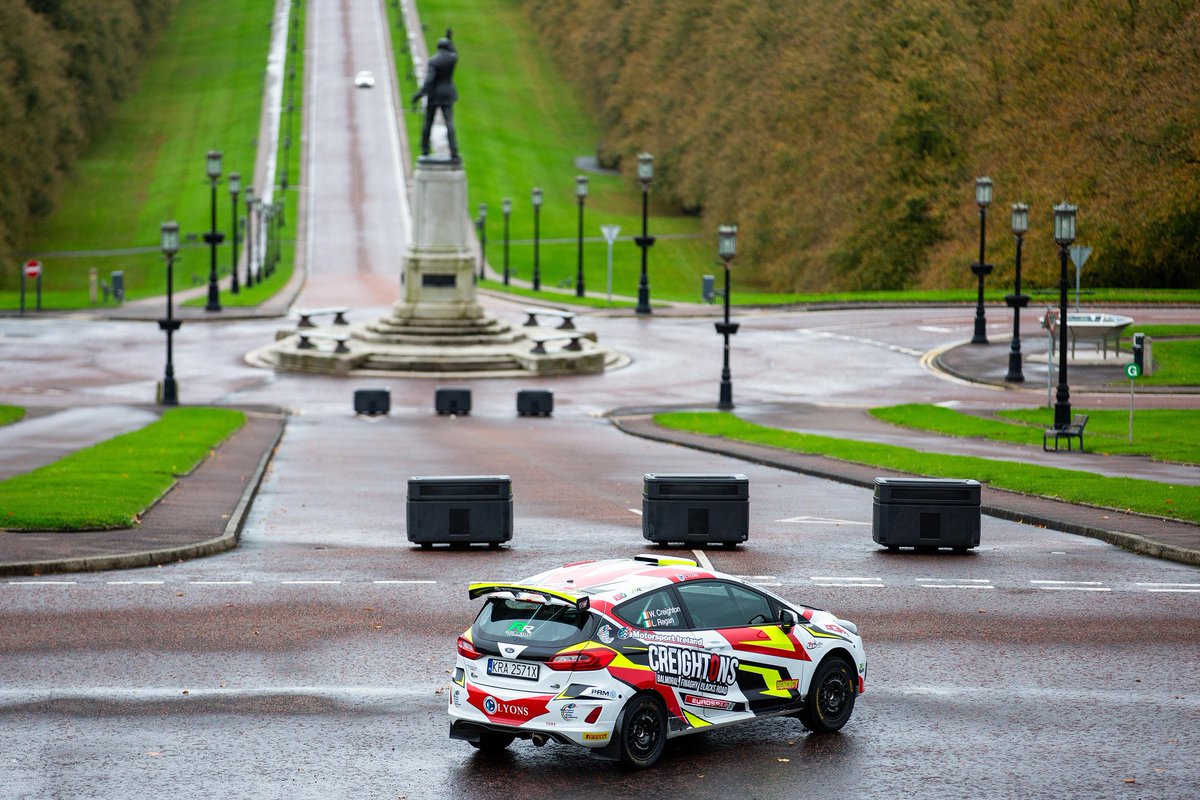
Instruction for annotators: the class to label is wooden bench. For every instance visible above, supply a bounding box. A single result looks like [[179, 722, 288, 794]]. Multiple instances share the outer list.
[[1043, 414, 1089, 452], [297, 306, 350, 328], [527, 332, 585, 355], [296, 331, 352, 354], [522, 307, 577, 330]]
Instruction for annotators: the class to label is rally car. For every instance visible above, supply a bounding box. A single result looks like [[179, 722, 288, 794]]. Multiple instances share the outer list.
[[448, 554, 867, 769]]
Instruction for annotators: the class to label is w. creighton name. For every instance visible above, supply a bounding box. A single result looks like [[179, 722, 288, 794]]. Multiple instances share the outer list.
[[648, 644, 739, 695]]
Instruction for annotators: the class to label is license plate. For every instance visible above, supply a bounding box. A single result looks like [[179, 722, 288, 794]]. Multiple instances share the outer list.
[[487, 658, 539, 681]]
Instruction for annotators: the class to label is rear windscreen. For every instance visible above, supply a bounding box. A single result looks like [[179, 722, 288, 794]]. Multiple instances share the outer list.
[[475, 599, 594, 645]]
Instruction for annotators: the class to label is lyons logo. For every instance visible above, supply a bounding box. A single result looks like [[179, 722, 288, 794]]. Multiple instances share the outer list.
[[648, 644, 739, 695], [483, 696, 497, 714], [483, 696, 531, 717]]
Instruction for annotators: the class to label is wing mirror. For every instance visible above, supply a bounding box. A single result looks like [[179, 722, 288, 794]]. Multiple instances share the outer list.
[[778, 608, 799, 634]]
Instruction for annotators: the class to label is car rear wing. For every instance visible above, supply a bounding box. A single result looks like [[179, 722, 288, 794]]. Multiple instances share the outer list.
[[467, 582, 591, 610]]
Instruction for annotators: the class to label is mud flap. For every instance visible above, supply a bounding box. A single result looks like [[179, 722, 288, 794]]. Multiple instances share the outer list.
[[589, 703, 626, 762]]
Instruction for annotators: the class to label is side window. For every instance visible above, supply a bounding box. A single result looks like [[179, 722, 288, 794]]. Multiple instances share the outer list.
[[613, 588, 684, 630], [677, 581, 775, 630]]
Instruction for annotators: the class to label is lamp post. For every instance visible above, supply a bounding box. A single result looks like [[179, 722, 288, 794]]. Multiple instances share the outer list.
[[1053, 202, 1078, 429], [502, 197, 512, 285], [204, 150, 225, 311], [635, 152, 656, 315], [716, 224, 739, 411], [970, 176, 993, 344], [531, 187, 543, 291], [157, 221, 182, 406], [228, 172, 241, 294], [1004, 202, 1030, 382], [575, 175, 588, 298], [244, 187, 256, 288], [472, 205, 482, 280], [255, 198, 267, 282]]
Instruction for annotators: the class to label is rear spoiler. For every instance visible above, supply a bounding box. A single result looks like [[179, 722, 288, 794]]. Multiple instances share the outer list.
[[468, 582, 591, 610]]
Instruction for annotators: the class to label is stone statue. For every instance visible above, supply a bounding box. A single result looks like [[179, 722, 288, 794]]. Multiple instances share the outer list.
[[412, 29, 459, 161]]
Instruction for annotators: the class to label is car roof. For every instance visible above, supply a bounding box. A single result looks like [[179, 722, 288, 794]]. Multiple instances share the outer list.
[[515, 555, 720, 602]]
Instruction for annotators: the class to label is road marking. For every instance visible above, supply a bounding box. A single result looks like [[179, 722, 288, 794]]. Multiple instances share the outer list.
[[1135, 582, 1200, 588], [919, 325, 955, 333], [813, 583, 886, 588], [628, 508, 643, 516], [7, 580, 76, 585], [372, 580, 437, 585], [280, 580, 343, 585], [692, 550, 714, 571], [1146, 588, 1200, 593], [106, 580, 165, 585], [733, 575, 778, 581], [795, 329, 925, 358], [811, 576, 881, 582], [917, 578, 993, 583], [919, 584, 996, 589], [777, 516, 870, 526], [1039, 586, 1112, 592], [1030, 580, 1104, 585], [189, 581, 253, 586]]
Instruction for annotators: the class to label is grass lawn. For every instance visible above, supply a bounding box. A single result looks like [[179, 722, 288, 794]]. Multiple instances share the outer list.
[[0, 406, 26, 427], [654, 412, 1200, 524], [478, 279, 664, 310], [1121, 324, 1200, 340], [0, 408, 244, 531], [871, 404, 1200, 465], [5, 0, 276, 310]]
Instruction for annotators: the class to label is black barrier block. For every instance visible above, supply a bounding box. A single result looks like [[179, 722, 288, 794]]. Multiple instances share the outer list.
[[354, 388, 390, 416], [435, 387, 472, 415], [642, 473, 749, 546], [407, 475, 512, 548], [516, 389, 553, 417], [872, 477, 981, 551]]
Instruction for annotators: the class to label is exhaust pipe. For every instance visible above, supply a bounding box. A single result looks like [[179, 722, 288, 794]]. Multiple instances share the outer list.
[[531, 733, 549, 747]]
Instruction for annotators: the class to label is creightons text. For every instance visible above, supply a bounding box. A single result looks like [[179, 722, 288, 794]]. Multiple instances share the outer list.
[[648, 644, 739, 696]]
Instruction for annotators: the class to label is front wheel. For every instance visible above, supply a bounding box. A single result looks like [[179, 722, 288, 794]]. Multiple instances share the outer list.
[[618, 694, 667, 769], [469, 732, 515, 753], [797, 657, 856, 733]]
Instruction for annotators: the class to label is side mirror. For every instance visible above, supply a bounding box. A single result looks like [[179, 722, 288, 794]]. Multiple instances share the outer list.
[[778, 608, 798, 634]]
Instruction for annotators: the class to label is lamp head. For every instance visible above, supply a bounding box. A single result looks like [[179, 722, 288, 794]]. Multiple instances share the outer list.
[[1053, 202, 1077, 246], [229, 172, 241, 195], [1010, 202, 1029, 236], [975, 176, 993, 207], [718, 224, 738, 261], [161, 221, 180, 256], [206, 150, 223, 181], [637, 152, 654, 186], [532, 187, 543, 208], [576, 175, 589, 199], [502, 197, 512, 216]]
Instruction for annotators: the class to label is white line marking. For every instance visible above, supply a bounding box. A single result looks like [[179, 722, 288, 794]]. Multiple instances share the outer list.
[[1146, 588, 1200, 593], [917, 578, 992, 583], [280, 580, 343, 585], [919, 584, 996, 590], [7, 580, 76, 585], [733, 576, 778, 581], [189, 581, 253, 586], [919, 325, 954, 333], [628, 508, 643, 516], [1039, 587, 1112, 592], [106, 580, 165, 585], [1051, 552, 1067, 555], [372, 580, 437, 585], [810, 576, 881, 582], [813, 583, 885, 588], [1030, 580, 1105, 585], [1135, 582, 1200, 587], [777, 516, 870, 526], [692, 550, 714, 571]]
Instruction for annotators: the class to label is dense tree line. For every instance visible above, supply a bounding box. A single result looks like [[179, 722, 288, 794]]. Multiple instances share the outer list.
[[0, 0, 176, 271], [524, 0, 1200, 290]]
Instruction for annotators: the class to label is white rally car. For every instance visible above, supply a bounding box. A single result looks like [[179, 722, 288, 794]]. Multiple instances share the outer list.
[[448, 555, 867, 768]]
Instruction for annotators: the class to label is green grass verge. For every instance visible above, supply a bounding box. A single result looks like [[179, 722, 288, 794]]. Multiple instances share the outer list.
[[1121, 325, 1200, 340], [0, 406, 26, 427], [653, 411, 1200, 524], [7, 0, 276, 309], [871, 404, 1200, 465], [478, 279, 666, 310], [0, 408, 245, 531]]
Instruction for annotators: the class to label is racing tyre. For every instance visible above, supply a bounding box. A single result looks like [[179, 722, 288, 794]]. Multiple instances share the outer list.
[[618, 694, 667, 769], [798, 657, 856, 734], [469, 732, 515, 753]]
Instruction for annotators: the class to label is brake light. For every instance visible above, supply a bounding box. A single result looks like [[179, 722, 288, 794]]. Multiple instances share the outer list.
[[546, 648, 616, 672], [457, 635, 482, 660]]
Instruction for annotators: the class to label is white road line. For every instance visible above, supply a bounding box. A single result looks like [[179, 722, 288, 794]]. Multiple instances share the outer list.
[[189, 581, 253, 586], [280, 580, 343, 585], [372, 580, 437, 585], [1039, 587, 1112, 592], [917, 578, 992, 583], [106, 580, 165, 585], [813, 583, 885, 588], [919, 584, 996, 590], [628, 508, 643, 516], [777, 516, 870, 526], [733, 575, 778, 581], [1135, 582, 1200, 587], [7, 580, 76, 585], [1146, 588, 1200, 593], [811, 576, 881, 582], [692, 550, 714, 571], [1030, 580, 1105, 585]]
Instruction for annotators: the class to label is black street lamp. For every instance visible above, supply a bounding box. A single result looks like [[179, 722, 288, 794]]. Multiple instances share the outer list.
[[157, 221, 182, 406], [634, 152, 656, 315], [1053, 202, 1078, 429], [502, 197, 512, 285], [204, 150, 225, 311], [256, 198, 267, 281], [716, 224, 739, 411], [531, 187, 543, 291], [478, 203, 488, 280], [228, 172, 241, 295], [266, 203, 277, 277], [970, 176, 993, 344], [244, 188, 256, 288], [575, 175, 588, 298], [1004, 202, 1030, 382]]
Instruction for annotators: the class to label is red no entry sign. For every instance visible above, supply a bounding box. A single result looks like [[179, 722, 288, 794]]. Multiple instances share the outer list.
[[24, 259, 42, 279]]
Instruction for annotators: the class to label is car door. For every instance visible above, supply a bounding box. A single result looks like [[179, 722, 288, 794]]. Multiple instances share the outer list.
[[675, 580, 811, 721]]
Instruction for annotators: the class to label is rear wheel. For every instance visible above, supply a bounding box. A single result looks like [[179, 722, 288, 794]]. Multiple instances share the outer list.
[[618, 694, 667, 769], [798, 657, 856, 733], [469, 732, 515, 753]]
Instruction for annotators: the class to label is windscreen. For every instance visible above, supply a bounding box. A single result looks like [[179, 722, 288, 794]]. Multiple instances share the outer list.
[[475, 598, 594, 646]]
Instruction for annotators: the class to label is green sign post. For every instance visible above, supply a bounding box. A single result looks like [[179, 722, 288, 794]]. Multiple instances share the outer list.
[[1125, 363, 1140, 441]]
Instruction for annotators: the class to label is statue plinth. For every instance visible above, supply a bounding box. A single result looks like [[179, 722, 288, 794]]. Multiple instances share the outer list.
[[393, 160, 479, 320]]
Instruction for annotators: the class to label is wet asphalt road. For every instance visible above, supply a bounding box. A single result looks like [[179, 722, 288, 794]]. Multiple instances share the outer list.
[[3, 0, 1199, 795]]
